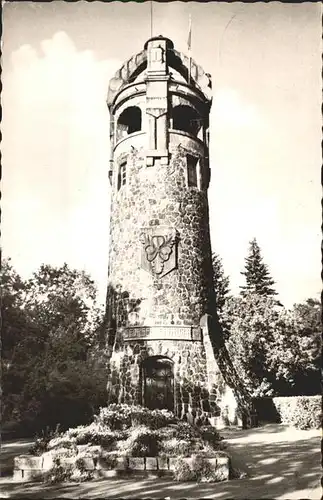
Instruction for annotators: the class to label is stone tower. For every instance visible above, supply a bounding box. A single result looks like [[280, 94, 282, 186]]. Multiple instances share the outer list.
[[105, 36, 250, 425]]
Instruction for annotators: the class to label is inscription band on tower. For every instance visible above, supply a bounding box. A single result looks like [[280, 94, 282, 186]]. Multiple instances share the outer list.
[[123, 325, 202, 341]]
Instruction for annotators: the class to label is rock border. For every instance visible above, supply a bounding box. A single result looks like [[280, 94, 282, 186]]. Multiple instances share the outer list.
[[13, 453, 230, 482]]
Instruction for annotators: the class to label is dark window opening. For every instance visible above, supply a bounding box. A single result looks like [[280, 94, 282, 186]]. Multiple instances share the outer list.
[[206, 128, 210, 147], [187, 155, 198, 187], [116, 106, 142, 142], [108, 169, 113, 186], [117, 161, 127, 191], [172, 105, 201, 136]]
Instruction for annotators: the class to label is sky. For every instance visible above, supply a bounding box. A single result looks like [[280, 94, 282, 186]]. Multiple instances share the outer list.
[[2, 1, 321, 308]]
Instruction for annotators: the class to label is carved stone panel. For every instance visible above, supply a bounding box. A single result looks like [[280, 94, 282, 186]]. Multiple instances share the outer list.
[[140, 227, 178, 278]]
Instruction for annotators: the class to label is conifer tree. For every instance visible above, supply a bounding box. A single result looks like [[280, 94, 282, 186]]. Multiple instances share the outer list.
[[240, 238, 277, 297], [212, 252, 230, 313]]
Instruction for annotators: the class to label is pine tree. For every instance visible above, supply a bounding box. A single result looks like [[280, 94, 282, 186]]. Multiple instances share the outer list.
[[240, 238, 277, 297], [212, 253, 230, 313]]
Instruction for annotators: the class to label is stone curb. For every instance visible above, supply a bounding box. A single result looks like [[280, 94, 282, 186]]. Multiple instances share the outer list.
[[13, 454, 230, 482]]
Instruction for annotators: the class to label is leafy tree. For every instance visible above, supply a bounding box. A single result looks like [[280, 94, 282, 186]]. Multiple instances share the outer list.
[[1, 259, 30, 363], [222, 293, 321, 397], [211, 253, 230, 314], [222, 293, 279, 397], [240, 238, 277, 297], [1, 260, 107, 436], [269, 298, 321, 395], [23, 263, 101, 346]]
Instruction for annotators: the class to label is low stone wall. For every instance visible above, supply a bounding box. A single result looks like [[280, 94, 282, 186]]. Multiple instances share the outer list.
[[13, 453, 230, 482]]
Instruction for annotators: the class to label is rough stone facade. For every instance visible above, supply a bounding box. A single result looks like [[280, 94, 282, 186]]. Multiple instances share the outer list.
[[104, 36, 252, 425], [107, 339, 211, 420], [107, 144, 213, 327]]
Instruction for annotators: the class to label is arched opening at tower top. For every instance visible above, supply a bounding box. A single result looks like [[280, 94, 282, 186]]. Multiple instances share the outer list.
[[141, 356, 174, 411], [172, 105, 201, 136], [116, 106, 142, 142]]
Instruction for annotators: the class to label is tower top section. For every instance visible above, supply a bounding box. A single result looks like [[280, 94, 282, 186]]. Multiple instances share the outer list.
[[107, 35, 212, 110], [107, 36, 212, 170]]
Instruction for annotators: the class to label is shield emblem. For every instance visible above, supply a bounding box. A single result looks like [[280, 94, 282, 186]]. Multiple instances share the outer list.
[[140, 227, 178, 278]]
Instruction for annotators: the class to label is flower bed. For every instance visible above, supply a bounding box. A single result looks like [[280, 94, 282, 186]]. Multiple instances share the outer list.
[[14, 404, 230, 483], [14, 451, 230, 482]]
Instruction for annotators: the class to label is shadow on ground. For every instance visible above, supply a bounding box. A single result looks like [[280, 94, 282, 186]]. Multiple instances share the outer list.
[[0, 424, 321, 499], [0, 439, 34, 478]]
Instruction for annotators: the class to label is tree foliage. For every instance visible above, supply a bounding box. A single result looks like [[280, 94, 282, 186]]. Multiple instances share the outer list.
[[1, 260, 107, 436], [271, 298, 321, 394], [240, 238, 277, 297], [222, 293, 321, 397], [2, 256, 320, 436], [211, 253, 230, 314]]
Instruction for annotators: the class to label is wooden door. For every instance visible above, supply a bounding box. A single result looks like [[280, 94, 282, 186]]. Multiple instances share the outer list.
[[143, 357, 174, 411]]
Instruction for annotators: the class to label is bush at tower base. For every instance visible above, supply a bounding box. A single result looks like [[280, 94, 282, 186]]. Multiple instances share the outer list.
[[24, 404, 231, 484]]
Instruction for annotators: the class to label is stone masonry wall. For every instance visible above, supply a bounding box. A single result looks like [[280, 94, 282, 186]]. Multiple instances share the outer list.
[[105, 133, 228, 421], [103, 138, 251, 424], [107, 337, 219, 421], [108, 140, 214, 328]]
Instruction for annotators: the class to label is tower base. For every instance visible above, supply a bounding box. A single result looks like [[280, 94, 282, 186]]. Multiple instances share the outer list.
[[106, 315, 254, 427]]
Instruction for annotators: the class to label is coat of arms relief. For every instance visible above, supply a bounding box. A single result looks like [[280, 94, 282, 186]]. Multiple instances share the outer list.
[[140, 227, 178, 278]]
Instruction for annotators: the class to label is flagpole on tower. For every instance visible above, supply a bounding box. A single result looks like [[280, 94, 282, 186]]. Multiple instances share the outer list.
[[150, 1, 153, 38], [187, 13, 192, 84]]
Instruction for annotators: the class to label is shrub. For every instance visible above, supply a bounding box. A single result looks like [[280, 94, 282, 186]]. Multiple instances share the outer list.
[[160, 431, 219, 458], [130, 407, 176, 430], [65, 423, 118, 448], [27, 402, 229, 483], [94, 405, 131, 430], [94, 404, 176, 431], [117, 426, 160, 457], [172, 422, 201, 440], [156, 425, 177, 440], [160, 422, 221, 457], [192, 443, 221, 457], [70, 467, 94, 483], [173, 458, 194, 481], [51, 446, 78, 460], [273, 395, 321, 429], [77, 445, 102, 459], [29, 438, 50, 456], [199, 426, 222, 449], [48, 436, 77, 450], [43, 457, 73, 484], [44, 456, 94, 484], [161, 437, 191, 457], [65, 425, 87, 439], [173, 455, 228, 483], [29, 424, 61, 456], [160, 436, 206, 457], [190, 455, 215, 482]]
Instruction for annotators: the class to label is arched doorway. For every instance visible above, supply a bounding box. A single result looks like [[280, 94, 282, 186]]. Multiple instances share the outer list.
[[141, 356, 174, 411]]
